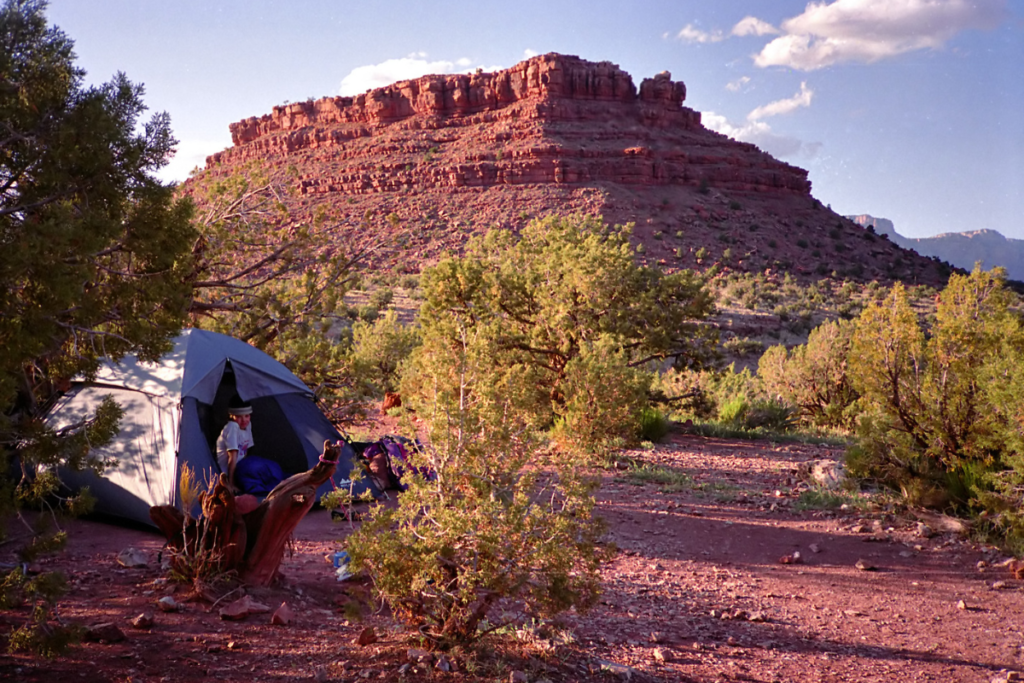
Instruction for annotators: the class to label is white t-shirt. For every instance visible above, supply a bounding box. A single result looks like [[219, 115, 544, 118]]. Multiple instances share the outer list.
[[216, 420, 254, 474]]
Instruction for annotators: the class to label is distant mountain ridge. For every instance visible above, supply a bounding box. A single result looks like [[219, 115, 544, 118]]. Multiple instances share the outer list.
[[848, 215, 1024, 281]]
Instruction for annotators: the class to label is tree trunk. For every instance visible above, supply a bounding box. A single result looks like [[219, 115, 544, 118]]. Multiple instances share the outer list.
[[151, 440, 341, 587]]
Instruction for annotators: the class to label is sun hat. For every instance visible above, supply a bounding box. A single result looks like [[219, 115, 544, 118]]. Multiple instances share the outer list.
[[228, 396, 253, 416]]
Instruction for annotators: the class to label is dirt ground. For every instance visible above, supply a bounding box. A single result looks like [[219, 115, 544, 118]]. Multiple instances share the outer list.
[[2, 433, 1022, 683]]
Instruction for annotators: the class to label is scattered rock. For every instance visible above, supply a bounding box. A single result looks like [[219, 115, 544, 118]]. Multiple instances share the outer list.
[[779, 551, 802, 565], [652, 647, 667, 662], [116, 547, 148, 568], [313, 665, 329, 683], [271, 602, 295, 626], [130, 612, 154, 629], [855, 559, 877, 571], [509, 672, 529, 683], [749, 611, 768, 623], [84, 622, 126, 643], [914, 511, 969, 535], [398, 663, 411, 675], [844, 609, 865, 617], [156, 596, 178, 612], [594, 659, 637, 680], [435, 654, 452, 672], [851, 524, 870, 533], [992, 580, 1010, 590], [355, 626, 377, 646], [799, 459, 847, 489], [219, 595, 271, 621], [407, 648, 433, 664], [649, 631, 663, 643], [809, 543, 822, 554], [915, 522, 935, 539]]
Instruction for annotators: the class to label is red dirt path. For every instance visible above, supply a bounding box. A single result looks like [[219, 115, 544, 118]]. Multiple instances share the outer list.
[[2, 433, 1021, 682]]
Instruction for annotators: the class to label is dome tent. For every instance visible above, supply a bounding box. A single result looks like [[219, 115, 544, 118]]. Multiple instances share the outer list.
[[46, 328, 376, 526]]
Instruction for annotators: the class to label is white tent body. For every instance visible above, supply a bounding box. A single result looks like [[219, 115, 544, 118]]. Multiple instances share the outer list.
[[47, 328, 371, 526]]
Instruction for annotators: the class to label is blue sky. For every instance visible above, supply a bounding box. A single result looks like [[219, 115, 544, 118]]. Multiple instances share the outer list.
[[46, 0, 1023, 239]]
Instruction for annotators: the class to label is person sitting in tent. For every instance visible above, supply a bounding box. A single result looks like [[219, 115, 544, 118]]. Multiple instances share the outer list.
[[217, 397, 285, 497]]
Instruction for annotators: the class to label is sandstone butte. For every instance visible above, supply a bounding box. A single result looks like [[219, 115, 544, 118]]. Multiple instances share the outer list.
[[188, 53, 947, 285]]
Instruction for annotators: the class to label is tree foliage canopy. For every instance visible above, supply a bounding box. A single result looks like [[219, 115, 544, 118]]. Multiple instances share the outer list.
[[0, 0, 194, 653], [414, 214, 716, 445], [0, 0, 194, 419]]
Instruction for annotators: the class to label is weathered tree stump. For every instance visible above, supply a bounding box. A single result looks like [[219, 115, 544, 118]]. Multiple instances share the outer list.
[[151, 440, 341, 586]]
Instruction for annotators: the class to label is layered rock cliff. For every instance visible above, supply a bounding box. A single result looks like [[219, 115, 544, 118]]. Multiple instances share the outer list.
[[191, 54, 945, 285]]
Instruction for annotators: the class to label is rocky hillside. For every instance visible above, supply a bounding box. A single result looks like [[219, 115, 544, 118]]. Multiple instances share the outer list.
[[188, 53, 947, 286], [850, 215, 1024, 281]]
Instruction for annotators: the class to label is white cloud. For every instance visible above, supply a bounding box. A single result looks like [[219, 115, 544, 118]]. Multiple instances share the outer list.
[[725, 76, 751, 92], [339, 55, 503, 96], [523, 48, 539, 58], [751, 0, 1008, 70], [747, 82, 813, 120], [732, 16, 779, 37], [157, 136, 232, 184], [676, 24, 725, 43], [704, 111, 818, 159]]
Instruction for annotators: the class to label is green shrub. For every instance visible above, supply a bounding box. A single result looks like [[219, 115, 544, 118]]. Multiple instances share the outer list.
[[637, 407, 671, 442], [369, 287, 394, 309], [357, 304, 379, 322], [759, 319, 860, 430], [350, 317, 607, 647], [552, 341, 652, 456], [348, 309, 421, 398]]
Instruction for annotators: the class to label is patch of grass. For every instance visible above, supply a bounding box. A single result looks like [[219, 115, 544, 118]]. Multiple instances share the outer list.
[[794, 487, 866, 511], [622, 462, 693, 493], [686, 420, 849, 446]]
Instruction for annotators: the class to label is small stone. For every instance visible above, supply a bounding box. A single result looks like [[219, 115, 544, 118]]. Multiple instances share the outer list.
[[313, 666, 329, 683], [851, 524, 869, 533], [219, 595, 271, 621], [595, 659, 636, 680], [779, 551, 802, 565], [271, 602, 295, 626], [855, 559, 877, 571], [652, 647, 667, 663], [809, 543, 821, 554], [978, 560, 989, 570], [1006, 671, 1021, 682], [227, 640, 240, 650], [957, 599, 968, 610], [992, 580, 1009, 590], [130, 612, 154, 629], [749, 611, 767, 623], [509, 672, 528, 683], [916, 522, 935, 539], [407, 648, 433, 664], [84, 622, 126, 643], [356, 626, 377, 647], [116, 547, 148, 568], [435, 655, 451, 672], [157, 596, 178, 612], [899, 550, 914, 558], [398, 664, 411, 675]]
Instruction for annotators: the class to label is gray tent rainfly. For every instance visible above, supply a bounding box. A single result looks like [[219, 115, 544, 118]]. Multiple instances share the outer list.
[[46, 328, 377, 526]]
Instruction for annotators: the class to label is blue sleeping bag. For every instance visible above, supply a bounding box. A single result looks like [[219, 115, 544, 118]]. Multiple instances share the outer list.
[[235, 455, 285, 497]]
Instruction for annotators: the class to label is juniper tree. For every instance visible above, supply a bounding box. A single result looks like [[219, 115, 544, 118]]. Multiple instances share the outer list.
[[0, 0, 194, 653]]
